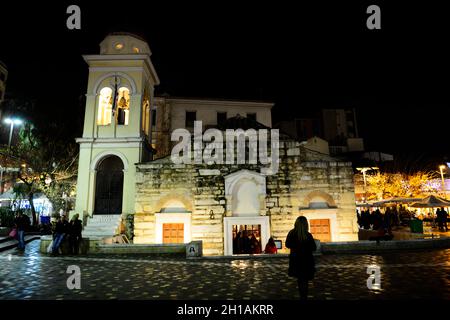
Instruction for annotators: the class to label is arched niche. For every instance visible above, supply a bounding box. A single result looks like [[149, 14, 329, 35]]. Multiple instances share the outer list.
[[301, 190, 337, 209], [224, 170, 266, 217], [153, 193, 193, 244], [153, 193, 193, 214]]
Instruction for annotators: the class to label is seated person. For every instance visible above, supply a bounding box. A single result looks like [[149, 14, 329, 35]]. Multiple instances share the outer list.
[[264, 237, 278, 254]]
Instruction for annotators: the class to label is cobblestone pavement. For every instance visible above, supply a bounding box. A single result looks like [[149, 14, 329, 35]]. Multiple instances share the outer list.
[[0, 240, 449, 300]]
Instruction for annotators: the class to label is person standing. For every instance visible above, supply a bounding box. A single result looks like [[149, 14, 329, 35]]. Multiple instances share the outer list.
[[239, 230, 251, 254], [436, 208, 444, 231], [384, 208, 392, 234], [356, 210, 361, 228], [52, 215, 69, 255], [392, 207, 400, 227], [286, 216, 317, 300], [14, 211, 30, 251], [68, 214, 82, 254], [250, 233, 261, 254], [442, 208, 449, 232], [363, 210, 371, 229], [373, 209, 382, 230]]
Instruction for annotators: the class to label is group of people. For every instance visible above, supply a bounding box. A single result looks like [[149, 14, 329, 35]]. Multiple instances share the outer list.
[[436, 207, 449, 231], [51, 213, 82, 255], [357, 207, 401, 233], [232, 231, 280, 255], [358, 206, 450, 232], [10, 211, 83, 254], [233, 231, 262, 254]]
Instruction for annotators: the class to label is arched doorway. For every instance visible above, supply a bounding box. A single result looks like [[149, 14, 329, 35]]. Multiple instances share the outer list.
[[223, 170, 269, 255], [94, 156, 124, 214]]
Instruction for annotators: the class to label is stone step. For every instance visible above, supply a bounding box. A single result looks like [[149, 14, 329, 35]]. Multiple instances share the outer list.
[[89, 216, 121, 220], [83, 227, 119, 233], [84, 223, 121, 228], [85, 221, 119, 225], [83, 228, 116, 232], [84, 231, 116, 234], [82, 215, 122, 239], [88, 221, 121, 225], [85, 222, 120, 226], [0, 235, 41, 252], [84, 229, 117, 234], [86, 220, 119, 223], [82, 232, 119, 237], [0, 236, 12, 244], [90, 215, 121, 220], [84, 222, 120, 227]]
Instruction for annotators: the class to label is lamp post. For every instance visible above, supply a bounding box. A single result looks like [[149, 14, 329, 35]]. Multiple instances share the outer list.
[[356, 167, 379, 202], [4, 117, 23, 150], [439, 165, 446, 198]]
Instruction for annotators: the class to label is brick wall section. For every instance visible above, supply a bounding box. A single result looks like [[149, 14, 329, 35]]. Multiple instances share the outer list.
[[134, 139, 358, 255]]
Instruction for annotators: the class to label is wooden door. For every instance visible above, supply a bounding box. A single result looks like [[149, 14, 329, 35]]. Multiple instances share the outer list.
[[163, 223, 184, 243], [309, 219, 331, 242], [94, 156, 124, 215]]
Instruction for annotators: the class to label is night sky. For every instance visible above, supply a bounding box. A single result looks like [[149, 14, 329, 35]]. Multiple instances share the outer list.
[[1, 1, 449, 163]]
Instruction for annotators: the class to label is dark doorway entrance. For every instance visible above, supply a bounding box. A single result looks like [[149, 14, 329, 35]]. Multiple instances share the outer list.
[[232, 224, 262, 254], [94, 156, 124, 215]]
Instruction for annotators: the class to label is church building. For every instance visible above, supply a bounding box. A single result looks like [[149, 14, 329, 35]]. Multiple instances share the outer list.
[[74, 33, 358, 256]]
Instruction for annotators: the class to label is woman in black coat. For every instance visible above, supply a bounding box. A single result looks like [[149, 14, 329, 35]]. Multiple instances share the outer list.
[[285, 216, 317, 300]]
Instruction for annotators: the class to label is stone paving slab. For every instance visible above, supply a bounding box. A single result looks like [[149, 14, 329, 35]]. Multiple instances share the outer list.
[[0, 241, 449, 300]]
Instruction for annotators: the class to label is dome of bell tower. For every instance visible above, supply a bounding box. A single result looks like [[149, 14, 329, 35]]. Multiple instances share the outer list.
[[99, 32, 151, 55]]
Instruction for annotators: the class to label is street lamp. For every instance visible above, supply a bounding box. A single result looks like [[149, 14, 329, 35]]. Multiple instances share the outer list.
[[4, 117, 23, 150], [439, 165, 446, 198], [356, 167, 379, 202]]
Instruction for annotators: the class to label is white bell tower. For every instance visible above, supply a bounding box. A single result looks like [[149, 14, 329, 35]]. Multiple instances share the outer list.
[[74, 32, 159, 220]]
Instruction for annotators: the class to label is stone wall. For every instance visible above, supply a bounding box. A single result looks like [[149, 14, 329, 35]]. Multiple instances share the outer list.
[[133, 139, 358, 255]]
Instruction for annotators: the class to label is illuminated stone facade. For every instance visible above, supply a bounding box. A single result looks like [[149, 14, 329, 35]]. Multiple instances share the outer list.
[[133, 139, 358, 256]]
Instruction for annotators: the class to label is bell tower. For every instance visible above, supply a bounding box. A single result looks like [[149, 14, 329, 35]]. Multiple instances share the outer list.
[[74, 33, 159, 219]]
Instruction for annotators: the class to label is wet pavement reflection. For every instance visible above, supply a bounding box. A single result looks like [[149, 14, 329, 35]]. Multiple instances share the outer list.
[[0, 240, 449, 300]]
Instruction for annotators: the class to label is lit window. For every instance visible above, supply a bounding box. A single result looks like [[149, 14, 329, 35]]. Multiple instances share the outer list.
[[117, 87, 130, 125], [141, 89, 150, 135], [97, 87, 113, 125], [115, 43, 124, 50], [133, 47, 140, 53], [145, 105, 150, 135], [142, 99, 150, 136]]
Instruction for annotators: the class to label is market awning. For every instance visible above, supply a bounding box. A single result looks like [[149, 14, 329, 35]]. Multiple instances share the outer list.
[[410, 195, 450, 208], [356, 203, 376, 208], [372, 197, 421, 207]]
